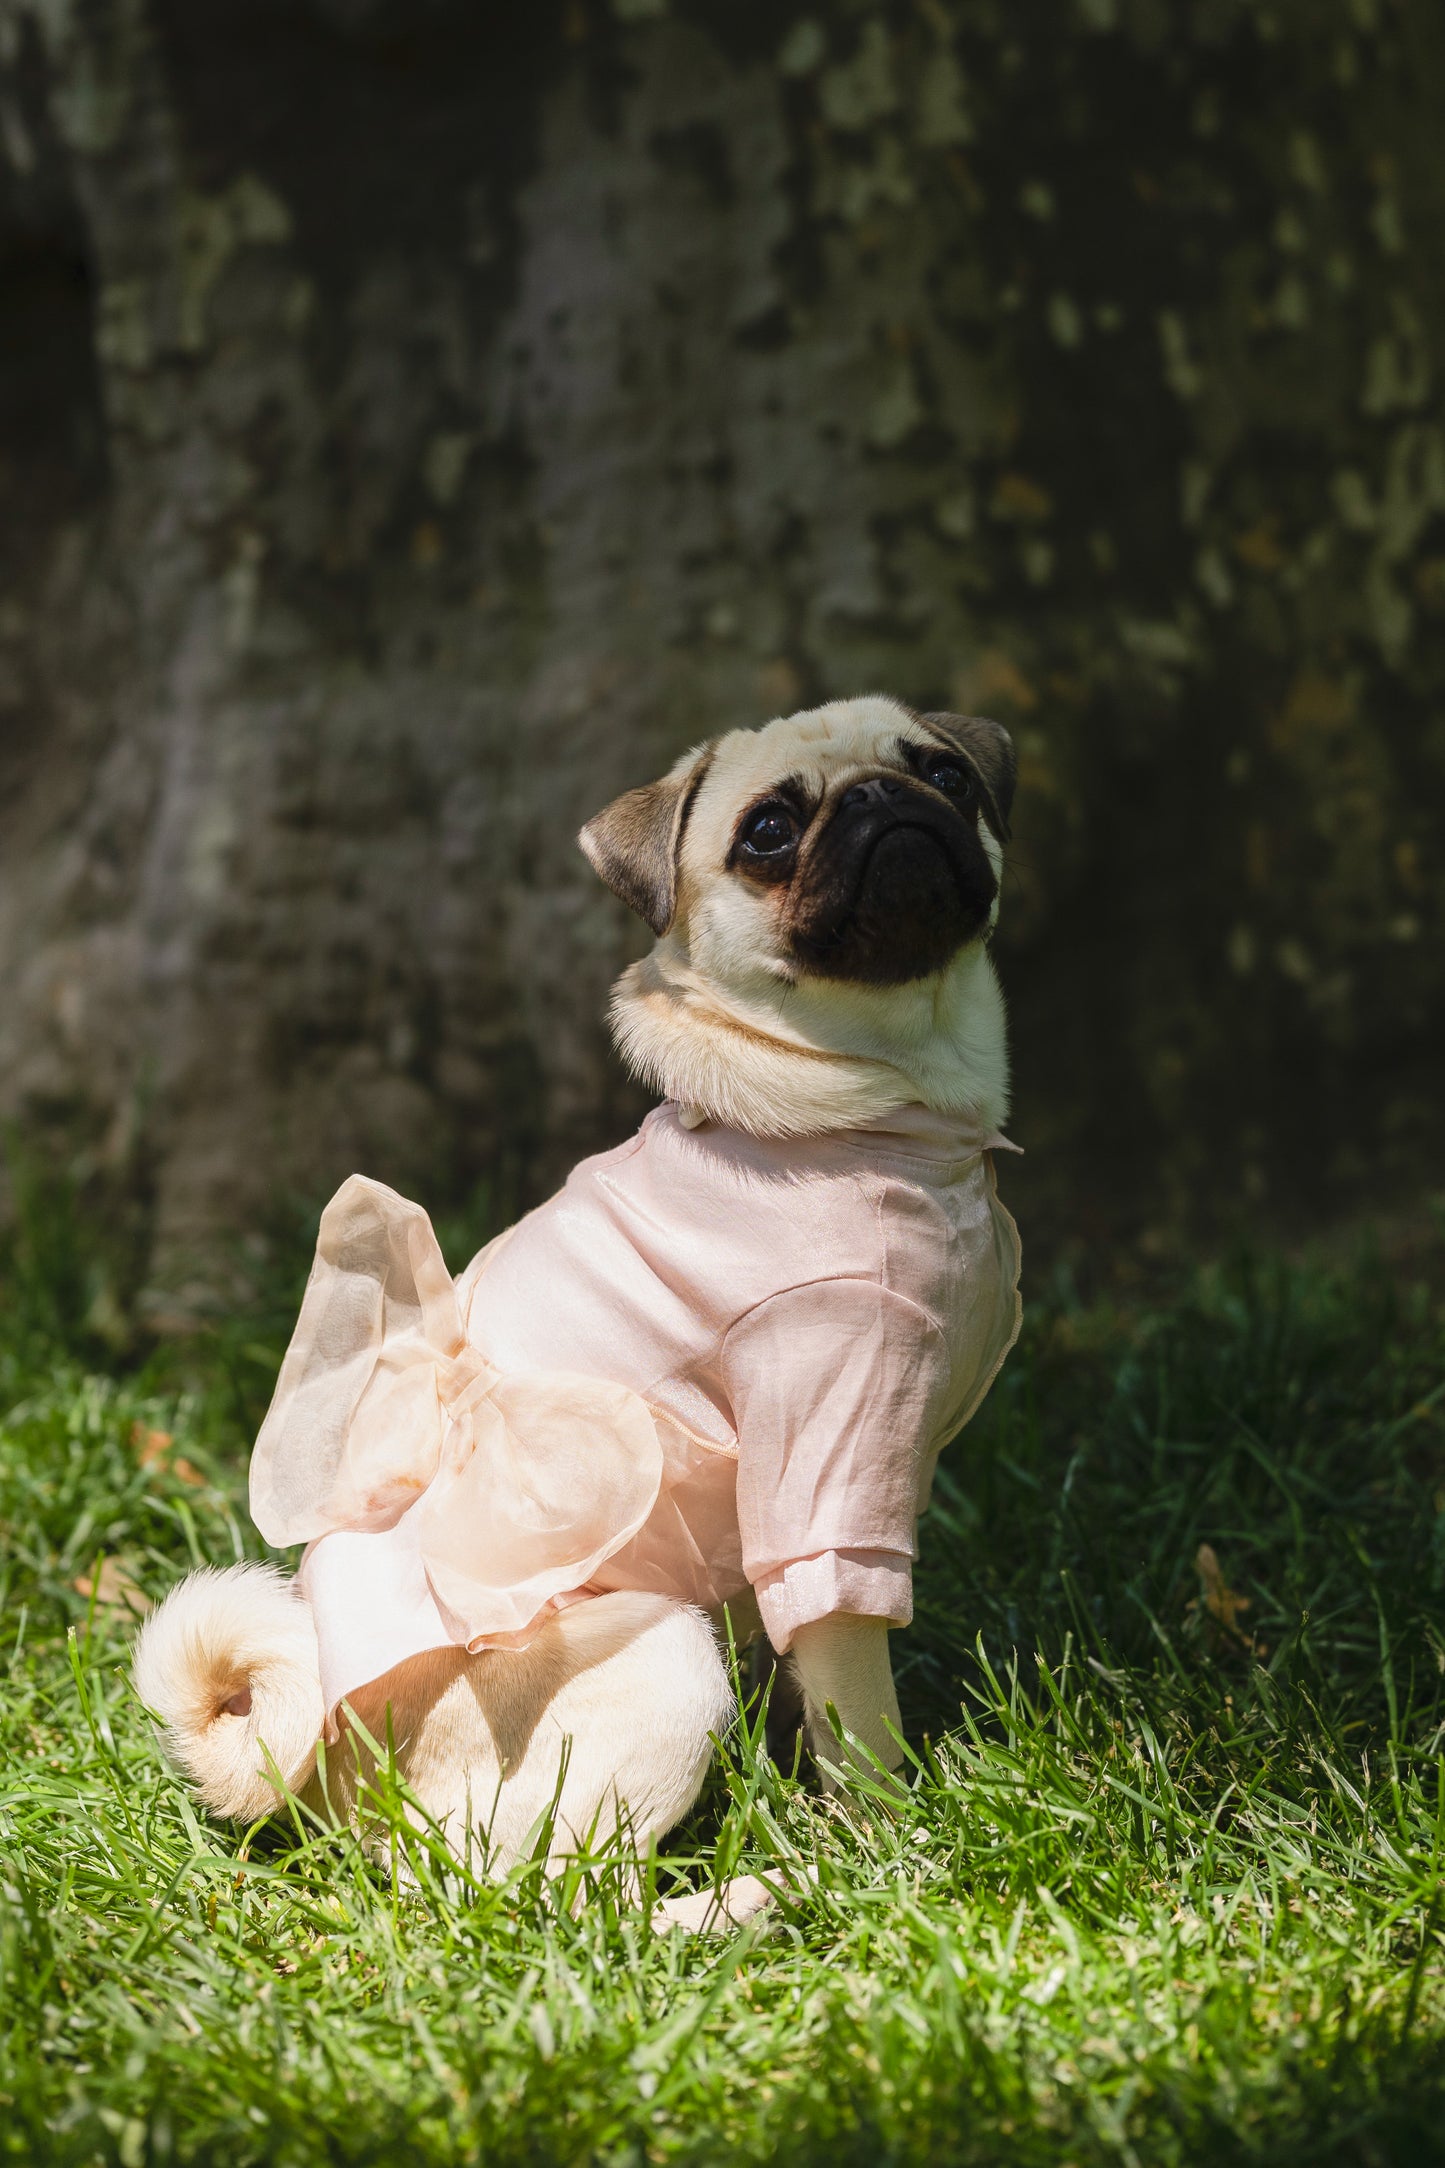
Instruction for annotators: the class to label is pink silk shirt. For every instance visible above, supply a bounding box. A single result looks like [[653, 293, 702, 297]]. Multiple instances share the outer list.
[[251, 1103, 1022, 1720]]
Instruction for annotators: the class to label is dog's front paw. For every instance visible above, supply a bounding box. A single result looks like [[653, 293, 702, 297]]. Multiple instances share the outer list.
[[652, 1866, 815, 1934]]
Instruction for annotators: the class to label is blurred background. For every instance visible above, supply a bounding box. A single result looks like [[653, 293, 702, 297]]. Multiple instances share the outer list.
[[1, 0, 1441, 1311]]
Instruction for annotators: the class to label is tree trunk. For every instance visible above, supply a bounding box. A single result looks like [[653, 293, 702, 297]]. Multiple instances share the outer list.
[[1, 0, 1442, 1292]]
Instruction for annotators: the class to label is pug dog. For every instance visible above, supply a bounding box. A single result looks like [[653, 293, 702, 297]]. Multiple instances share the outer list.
[[134, 694, 1021, 1923]]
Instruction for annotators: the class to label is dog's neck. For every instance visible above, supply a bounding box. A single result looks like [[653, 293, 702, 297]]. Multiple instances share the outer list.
[[608, 937, 1010, 1140]]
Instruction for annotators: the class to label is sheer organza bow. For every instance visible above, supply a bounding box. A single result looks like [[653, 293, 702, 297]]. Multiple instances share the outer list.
[[249, 1175, 664, 1645]]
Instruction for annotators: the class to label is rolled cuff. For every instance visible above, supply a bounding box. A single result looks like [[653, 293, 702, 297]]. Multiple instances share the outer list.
[[752, 1547, 913, 1655]]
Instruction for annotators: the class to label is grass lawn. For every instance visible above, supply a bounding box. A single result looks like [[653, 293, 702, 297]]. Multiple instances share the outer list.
[[3, 1186, 1445, 2165]]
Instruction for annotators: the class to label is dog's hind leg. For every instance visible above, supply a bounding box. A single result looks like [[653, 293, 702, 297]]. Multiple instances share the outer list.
[[332, 1590, 735, 1876], [136, 1576, 749, 1915]]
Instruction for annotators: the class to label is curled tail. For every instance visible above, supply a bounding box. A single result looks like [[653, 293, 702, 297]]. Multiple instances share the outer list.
[[132, 1563, 324, 1821]]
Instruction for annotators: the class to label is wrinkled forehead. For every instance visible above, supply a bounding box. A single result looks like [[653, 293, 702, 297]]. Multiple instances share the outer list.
[[685, 695, 928, 862]]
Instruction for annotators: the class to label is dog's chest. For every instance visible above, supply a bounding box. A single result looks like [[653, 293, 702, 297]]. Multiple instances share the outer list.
[[453, 1105, 1010, 1461], [457, 1118, 875, 1444]]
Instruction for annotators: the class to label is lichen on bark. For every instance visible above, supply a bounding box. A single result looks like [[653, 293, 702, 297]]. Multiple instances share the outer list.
[[0, 0, 1441, 1292]]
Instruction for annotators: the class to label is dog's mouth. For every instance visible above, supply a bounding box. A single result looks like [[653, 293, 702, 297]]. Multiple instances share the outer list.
[[792, 825, 958, 952], [787, 790, 996, 985]]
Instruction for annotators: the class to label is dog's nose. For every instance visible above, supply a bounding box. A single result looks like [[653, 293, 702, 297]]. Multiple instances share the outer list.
[[840, 777, 905, 810]]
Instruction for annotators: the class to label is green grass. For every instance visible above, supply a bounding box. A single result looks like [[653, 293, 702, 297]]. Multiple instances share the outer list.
[[3, 1174, 1445, 2164]]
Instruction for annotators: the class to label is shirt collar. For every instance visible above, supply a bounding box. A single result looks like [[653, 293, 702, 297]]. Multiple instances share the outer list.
[[846, 1101, 1020, 1158]]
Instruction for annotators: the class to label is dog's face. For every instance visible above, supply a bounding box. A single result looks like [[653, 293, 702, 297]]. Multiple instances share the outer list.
[[580, 695, 1015, 991]]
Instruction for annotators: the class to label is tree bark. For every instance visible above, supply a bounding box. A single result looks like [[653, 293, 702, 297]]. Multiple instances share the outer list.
[[1, 0, 1442, 1289]]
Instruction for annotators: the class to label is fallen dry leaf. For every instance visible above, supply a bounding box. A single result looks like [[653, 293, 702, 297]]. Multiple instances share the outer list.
[[1194, 1543, 1249, 1633], [1186, 1543, 1266, 1657], [132, 1422, 173, 1468], [131, 1421, 204, 1486], [73, 1558, 152, 1616]]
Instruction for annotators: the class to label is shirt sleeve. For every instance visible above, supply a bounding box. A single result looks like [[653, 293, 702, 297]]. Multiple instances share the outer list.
[[719, 1277, 950, 1653], [748, 1548, 914, 1654]]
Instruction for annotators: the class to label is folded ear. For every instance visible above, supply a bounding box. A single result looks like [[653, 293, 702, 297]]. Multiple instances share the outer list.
[[578, 742, 715, 937], [918, 711, 1017, 842]]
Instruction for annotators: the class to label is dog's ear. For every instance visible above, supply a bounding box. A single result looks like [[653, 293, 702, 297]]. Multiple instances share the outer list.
[[578, 743, 715, 936], [918, 711, 1016, 842]]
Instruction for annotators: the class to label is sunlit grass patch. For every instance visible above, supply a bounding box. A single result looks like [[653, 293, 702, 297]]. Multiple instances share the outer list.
[[2, 1220, 1444, 2164]]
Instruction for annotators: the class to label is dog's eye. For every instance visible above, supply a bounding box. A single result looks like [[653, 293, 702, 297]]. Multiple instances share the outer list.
[[923, 755, 975, 801], [739, 803, 799, 857]]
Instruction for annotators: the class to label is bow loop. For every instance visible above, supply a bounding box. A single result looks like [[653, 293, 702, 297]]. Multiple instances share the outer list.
[[250, 1175, 665, 1657], [250, 1174, 485, 1545]]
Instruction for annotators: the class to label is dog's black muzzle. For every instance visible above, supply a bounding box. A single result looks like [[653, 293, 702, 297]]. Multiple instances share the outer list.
[[789, 775, 996, 985]]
